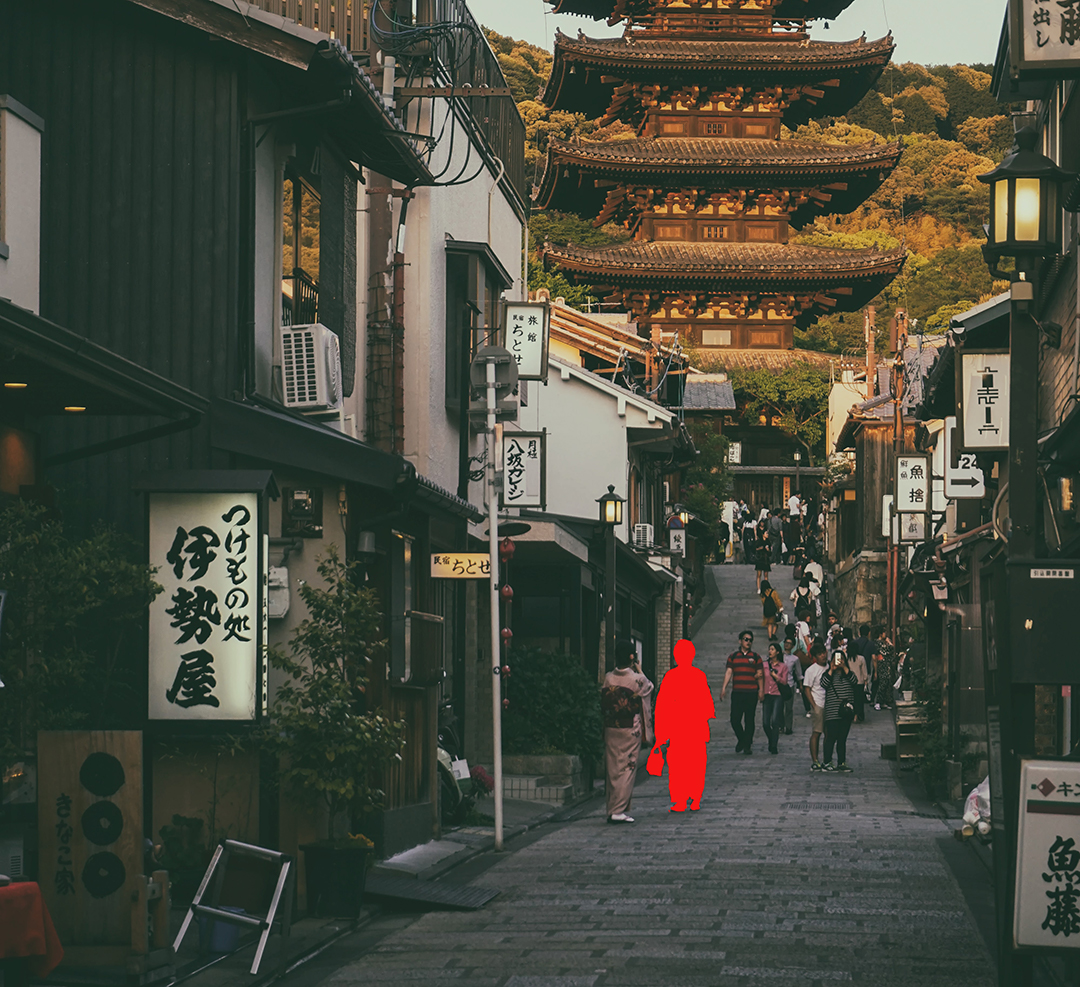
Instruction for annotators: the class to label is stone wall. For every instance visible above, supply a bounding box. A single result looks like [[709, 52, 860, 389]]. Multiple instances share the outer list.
[[832, 551, 888, 629]]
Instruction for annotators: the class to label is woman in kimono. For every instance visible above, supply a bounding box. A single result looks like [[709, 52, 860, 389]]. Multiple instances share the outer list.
[[600, 641, 654, 824]]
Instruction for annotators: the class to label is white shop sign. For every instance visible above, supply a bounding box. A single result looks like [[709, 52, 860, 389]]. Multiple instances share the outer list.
[[501, 431, 545, 509], [1011, 0, 1080, 76], [149, 492, 260, 720], [504, 301, 550, 381], [669, 528, 686, 556], [1015, 759, 1080, 948], [895, 454, 930, 515], [961, 353, 1010, 450]]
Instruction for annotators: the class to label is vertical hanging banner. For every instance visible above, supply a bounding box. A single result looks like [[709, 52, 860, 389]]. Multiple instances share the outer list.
[[149, 492, 260, 720], [960, 353, 1010, 450], [895, 454, 930, 515], [503, 301, 550, 381], [501, 431, 546, 509]]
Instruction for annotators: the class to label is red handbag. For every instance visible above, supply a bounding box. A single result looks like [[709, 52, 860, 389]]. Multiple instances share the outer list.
[[646, 745, 664, 776]]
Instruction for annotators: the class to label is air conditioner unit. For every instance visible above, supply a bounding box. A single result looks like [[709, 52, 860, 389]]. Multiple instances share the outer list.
[[632, 523, 654, 548], [280, 323, 342, 411]]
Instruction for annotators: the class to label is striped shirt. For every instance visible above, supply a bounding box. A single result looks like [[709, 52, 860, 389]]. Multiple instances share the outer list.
[[821, 669, 858, 720], [726, 650, 762, 692]]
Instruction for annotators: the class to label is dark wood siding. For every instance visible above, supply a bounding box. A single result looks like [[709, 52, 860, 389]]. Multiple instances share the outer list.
[[0, 0, 243, 535]]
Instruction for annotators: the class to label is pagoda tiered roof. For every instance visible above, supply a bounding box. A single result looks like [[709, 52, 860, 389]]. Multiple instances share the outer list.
[[541, 32, 895, 123], [548, 0, 857, 20], [542, 240, 905, 317], [534, 136, 902, 224]]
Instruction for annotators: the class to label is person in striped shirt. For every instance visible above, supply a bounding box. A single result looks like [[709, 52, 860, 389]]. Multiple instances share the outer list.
[[720, 630, 764, 755]]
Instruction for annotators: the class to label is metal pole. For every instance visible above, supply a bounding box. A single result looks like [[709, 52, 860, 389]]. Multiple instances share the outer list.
[[605, 523, 617, 681], [486, 359, 504, 851]]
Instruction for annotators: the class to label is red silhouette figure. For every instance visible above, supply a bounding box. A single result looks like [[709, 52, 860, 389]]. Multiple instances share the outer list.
[[653, 639, 716, 812]]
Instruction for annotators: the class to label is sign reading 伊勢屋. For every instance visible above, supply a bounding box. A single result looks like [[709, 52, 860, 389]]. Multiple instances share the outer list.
[[1011, 0, 1080, 77], [149, 492, 260, 720]]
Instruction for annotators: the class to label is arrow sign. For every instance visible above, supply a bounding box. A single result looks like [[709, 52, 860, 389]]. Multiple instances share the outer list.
[[944, 416, 986, 499]]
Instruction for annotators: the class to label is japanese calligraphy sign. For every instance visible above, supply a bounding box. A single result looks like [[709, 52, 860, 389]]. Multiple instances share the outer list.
[[430, 553, 491, 579], [669, 528, 686, 556], [1016, 759, 1080, 948], [961, 353, 1010, 451], [1012, 0, 1080, 76], [503, 301, 550, 381], [895, 454, 931, 515], [149, 492, 259, 720], [37, 731, 142, 948], [898, 513, 926, 543], [501, 431, 545, 509]]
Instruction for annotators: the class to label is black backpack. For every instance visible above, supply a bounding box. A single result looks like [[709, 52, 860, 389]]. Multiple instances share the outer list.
[[762, 592, 779, 618]]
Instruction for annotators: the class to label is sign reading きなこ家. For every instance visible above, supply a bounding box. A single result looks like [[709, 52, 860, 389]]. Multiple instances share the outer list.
[[1016, 759, 1080, 948], [149, 492, 259, 720]]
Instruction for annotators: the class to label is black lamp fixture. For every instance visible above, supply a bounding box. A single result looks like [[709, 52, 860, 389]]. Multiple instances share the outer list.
[[977, 125, 1076, 281], [597, 484, 625, 526]]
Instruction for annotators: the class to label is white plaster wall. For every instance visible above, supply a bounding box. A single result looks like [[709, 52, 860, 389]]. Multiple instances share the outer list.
[[828, 377, 866, 454], [513, 362, 671, 544], [400, 96, 524, 493], [0, 102, 42, 313]]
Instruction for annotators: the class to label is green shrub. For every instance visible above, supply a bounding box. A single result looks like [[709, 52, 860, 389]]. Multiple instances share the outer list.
[[502, 647, 603, 763]]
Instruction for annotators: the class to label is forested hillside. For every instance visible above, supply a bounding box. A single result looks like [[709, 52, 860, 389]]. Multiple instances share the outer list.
[[485, 30, 1013, 354]]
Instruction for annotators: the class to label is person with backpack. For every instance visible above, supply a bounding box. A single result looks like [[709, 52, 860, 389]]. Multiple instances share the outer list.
[[781, 636, 803, 734], [761, 641, 791, 755], [759, 579, 783, 639], [790, 577, 814, 622], [820, 649, 859, 772]]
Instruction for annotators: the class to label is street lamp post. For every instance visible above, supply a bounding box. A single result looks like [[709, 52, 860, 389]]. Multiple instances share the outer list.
[[793, 449, 802, 499], [976, 125, 1076, 987], [597, 485, 625, 681]]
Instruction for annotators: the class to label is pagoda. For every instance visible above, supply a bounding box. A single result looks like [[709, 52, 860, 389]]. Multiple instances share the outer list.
[[537, 0, 905, 353]]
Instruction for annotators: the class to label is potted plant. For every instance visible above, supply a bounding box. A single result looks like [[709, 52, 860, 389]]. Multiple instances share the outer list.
[[258, 547, 405, 918]]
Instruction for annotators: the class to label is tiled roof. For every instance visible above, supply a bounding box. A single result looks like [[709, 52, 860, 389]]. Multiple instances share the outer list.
[[541, 30, 894, 123], [543, 240, 906, 279], [543, 136, 901, 169], [548, 0, 856, 17], [553, 31, 894, 66], [681, 374, 737, 410], [698, 349, 840, 371]]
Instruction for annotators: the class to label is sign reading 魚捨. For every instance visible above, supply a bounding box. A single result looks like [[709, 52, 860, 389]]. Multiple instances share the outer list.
[[1012, 0, 1080, 76], [1016, 758, 1080, 948], [149, 492, 259, 720]]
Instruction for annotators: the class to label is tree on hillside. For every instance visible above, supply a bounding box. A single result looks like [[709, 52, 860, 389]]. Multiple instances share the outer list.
[[699, 362, 833, 464]]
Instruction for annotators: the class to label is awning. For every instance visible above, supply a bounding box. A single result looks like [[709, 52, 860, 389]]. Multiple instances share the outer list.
[[211, 398, 484, 520], [0, 298, 207, 419], [211, 397, 413, 491]]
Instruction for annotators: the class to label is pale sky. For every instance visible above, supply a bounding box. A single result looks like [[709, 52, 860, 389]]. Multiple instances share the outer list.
[[467, 0, 1004, 69]]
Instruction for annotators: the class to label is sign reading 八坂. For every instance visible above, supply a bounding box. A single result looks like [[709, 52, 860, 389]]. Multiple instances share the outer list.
[[895, 454, 930, 515], [503, 301, 550, 381], [501, 431, 545, 510], [149, 492, 260, 720], [1016, 759, 1080, 948], [1011, 0, 1080, 77]]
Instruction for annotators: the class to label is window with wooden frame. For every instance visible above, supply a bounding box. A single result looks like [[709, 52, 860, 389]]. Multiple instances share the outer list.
[[282, 170, 320, 326]]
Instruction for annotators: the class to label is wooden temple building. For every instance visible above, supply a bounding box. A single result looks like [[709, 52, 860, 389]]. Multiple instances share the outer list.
[[536, 0, 906, 356]]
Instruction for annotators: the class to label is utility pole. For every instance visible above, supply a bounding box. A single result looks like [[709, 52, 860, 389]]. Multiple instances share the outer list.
[[889, 309, 907, 643]]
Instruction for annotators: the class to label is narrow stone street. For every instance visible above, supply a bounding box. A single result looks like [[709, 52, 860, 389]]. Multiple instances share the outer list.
[[283, 563, 997, 987]]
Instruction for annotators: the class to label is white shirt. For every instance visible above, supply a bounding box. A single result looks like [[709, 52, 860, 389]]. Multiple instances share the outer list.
[[803, 661, 827, 707], [804, 560, 824, 597], [788, 495, 800, 516]]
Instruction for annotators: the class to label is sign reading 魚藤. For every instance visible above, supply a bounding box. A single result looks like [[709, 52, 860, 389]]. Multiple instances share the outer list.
[[895, 454, 930, 515], [503, 301, 550, 381], [149, 492, 259, 720], [961, 353, 1010, 451], [1015, 759, 1080, 948], [1011, 0, 1080, 77], [430, 554, 491, 579], [501, 431, 545, 510]]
